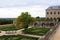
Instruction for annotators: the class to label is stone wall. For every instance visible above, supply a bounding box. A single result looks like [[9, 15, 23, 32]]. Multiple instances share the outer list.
[[42, 23, 59, 40], [33, 21, 57, 28]]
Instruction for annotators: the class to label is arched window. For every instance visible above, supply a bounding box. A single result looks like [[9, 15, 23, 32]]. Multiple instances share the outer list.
[[50, 23, 54, 26]]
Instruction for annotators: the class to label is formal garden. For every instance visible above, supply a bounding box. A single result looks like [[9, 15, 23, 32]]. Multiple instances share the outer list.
[[0, 25, 20, 31], [0, 12, 53, 40], [0, 35, 38, 40], [23, 27, 50, 36]]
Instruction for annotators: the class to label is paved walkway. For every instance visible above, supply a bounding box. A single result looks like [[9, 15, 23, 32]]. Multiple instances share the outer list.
[[50, 25, 60, 40], [0, 26, 43, 39], [19, 33, 44, 38], [18, 26, 44, 38]]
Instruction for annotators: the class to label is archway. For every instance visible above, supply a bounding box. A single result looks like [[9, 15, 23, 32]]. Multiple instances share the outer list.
[[57, 18, 60, 21]]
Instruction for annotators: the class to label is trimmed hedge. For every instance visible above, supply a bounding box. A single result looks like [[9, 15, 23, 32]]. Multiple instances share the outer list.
[[0, 35, 38, 40], [23, 27, 50, 36], [0, 25, 20, 31]]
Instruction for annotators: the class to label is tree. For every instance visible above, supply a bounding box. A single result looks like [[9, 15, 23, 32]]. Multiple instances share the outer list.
[[14, 12, 35, 29], [36, 16, 40, 21]]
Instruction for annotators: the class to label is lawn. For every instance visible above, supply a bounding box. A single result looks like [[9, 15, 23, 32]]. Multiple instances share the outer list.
[[0, 35, 38, 40], [0, 26, 20, 31], [23, 27, 50, 36]]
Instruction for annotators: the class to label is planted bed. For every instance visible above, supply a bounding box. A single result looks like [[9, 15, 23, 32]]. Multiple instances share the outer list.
[[23, 27, 50, 36], [0, 35, 38, 40]]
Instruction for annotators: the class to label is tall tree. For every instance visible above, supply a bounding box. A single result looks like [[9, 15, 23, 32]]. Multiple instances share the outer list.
[[14, 12, 35, 29]]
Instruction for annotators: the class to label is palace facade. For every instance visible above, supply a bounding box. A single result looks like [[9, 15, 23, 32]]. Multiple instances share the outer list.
[[46, 6, 60, 20]]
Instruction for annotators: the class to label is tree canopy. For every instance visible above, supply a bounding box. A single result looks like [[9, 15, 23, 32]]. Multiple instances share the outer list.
[[14, 12, 35, 28]]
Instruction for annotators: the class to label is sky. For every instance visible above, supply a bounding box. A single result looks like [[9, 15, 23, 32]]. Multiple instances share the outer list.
[[0, 0, 60, 18]]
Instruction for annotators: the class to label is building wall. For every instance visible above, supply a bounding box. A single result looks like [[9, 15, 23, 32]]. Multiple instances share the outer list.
[[46, 9, 60, 19]]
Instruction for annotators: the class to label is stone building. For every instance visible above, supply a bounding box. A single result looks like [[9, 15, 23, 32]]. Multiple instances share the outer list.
[[46, 6, 60, 21]]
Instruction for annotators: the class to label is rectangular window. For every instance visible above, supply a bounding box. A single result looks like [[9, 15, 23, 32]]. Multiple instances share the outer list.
[[54, 12, 56, 14], [50, 12, 52, 14], [58, 12, 60, 14], [47, 12, 49, 14]]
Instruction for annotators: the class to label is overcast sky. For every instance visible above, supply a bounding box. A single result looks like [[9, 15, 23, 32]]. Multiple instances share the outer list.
[[0, 0, 59, 18]]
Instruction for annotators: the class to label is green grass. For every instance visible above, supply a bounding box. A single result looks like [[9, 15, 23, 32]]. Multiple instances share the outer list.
[[0, 35, 38, 40], [23, 27, 50, 36], [0, 26, 20, 31]]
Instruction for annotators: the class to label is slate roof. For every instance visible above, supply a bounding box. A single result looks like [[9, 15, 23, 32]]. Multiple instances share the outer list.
[[46, 6, 60, 10]]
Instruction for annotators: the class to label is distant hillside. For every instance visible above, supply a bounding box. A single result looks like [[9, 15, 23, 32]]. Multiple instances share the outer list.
[[0, 18, 16, 25], [0, 18, 16, 20]]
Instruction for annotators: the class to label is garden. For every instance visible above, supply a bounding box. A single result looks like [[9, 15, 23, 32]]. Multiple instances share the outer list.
[[0, 25, 20, 31], [23, 27, 50, 36], [0, 12, 51, 40], [0, 35, 38, 40]]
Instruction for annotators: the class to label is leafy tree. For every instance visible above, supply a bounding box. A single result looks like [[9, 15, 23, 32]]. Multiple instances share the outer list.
[[14, 12, 35, 29], [36, 16, 40, 21]]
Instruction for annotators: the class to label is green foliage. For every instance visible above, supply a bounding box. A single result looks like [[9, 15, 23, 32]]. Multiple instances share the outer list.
[[0, 35, 38, 40], [36, 17, 54, 21], [0, 19, 13, 25], [14, 12, 35, 29], [0, 25, 20, 31], [36, 16, 40, 21], [23, 27, 50, 36]]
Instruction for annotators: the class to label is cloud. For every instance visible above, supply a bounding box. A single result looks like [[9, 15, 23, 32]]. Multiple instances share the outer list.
[[0, 0, 59, 7], [0, 0, 27, 7], [0, 0, 59, 18], [0, 5, 47, 18]]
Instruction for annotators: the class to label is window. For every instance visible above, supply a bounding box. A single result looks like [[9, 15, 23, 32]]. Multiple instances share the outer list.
[[50, 12, 52, 14], [58, 12, 60, 14], [47, 12, 49, 14], [50, 17, 52, 19], [54, 18, 56, 20], [54, 12, 56, 14]]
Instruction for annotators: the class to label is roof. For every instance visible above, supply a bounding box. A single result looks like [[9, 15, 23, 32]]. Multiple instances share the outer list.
[[46, 6, 60, 10]]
